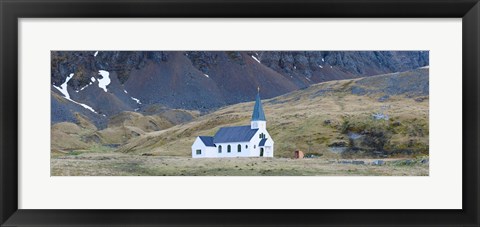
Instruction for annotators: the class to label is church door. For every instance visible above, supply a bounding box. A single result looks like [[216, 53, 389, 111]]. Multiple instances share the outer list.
[[260, 148, 264, 157]]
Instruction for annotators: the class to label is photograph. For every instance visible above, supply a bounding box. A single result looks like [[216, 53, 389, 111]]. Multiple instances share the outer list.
[[2, 0, 477, 225], [51, 51, 429, 176]]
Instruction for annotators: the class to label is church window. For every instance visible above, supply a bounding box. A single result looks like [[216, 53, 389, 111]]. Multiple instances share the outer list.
[[218, 145, 222, 153], [254, 145, 256, 149], [196, 149, 201, 155], [227, 145, 231, 153], [238, 144, 241, 152], [246, 145, 248, 149], [259, 133, 266, 139]]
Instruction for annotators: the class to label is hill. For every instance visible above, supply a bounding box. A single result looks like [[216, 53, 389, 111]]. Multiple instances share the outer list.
[[51, 109, 199, 154], [113, 67, 429, 158]]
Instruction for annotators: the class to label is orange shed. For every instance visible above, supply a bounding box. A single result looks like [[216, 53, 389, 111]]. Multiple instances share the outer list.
[[294, 150, 304, 159]]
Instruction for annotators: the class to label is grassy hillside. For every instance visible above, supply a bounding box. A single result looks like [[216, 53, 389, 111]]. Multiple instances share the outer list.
[[114, 68, 429, 158], [51, 109, 200, 155]]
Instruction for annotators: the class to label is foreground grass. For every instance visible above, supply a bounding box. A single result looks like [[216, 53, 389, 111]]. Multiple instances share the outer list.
[[51, 153, 428, 176]]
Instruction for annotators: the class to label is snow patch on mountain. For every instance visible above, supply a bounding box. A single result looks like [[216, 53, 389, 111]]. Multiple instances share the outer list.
[[94, 51, 99, 57], [53, 73, 74, 99], [97, 70, 111, 92], [131, 97, 142, 104], [251, 56, 261, 64], [71, 100, 97, 113], [80, 84, 89, 91], [54, 73, 98, 113]]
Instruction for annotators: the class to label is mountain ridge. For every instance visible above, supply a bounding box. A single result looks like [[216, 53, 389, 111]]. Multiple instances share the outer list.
[[51, 51, 428, 127]]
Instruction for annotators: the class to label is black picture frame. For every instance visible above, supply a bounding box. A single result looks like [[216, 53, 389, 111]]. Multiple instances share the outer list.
[[1, 0, 479, 226]]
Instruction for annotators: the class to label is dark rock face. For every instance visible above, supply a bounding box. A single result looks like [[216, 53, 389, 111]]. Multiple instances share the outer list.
[[51, 51, 171, 88], [51, 90, 108, 128], [51, 91, 77, 124], [257, 51, 428, 85], [52, 51, 428, 91], [185, 51, 219, 75], [51, 51, 428, 126]]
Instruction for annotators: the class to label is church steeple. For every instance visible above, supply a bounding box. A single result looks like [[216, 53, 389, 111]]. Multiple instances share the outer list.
[[251, 92, 266, 121], [251, 88, 266, 129]]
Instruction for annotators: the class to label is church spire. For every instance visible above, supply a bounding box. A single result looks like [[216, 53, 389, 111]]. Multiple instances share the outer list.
[[251, 89, 266, 121]]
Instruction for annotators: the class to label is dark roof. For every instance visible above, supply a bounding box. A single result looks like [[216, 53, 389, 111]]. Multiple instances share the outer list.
[[199, 136, 216, 147], [213, 125, 258, 143], [251, 93, 266, 121], [259, 138, 267, 146]]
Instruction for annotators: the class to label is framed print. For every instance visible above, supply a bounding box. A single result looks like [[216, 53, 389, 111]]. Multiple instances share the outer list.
[[1, 0, 479, 226]]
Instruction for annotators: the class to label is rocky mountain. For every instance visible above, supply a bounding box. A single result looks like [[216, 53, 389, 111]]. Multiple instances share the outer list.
[[52, 67, 429, 158], [51, 51, 428, 127]]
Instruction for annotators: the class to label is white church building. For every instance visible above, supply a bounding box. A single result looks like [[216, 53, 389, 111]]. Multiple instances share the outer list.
[[191, 92, 274, 158]]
